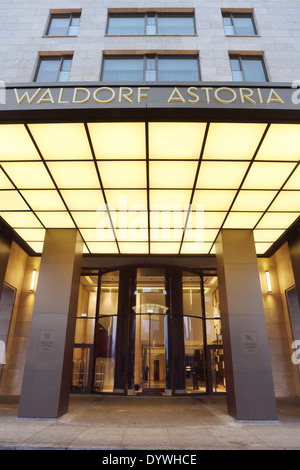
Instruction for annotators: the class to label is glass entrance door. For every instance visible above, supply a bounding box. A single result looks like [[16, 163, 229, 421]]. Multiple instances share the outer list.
[[133, 268, 168, 394], [137, 314, 167, 391]]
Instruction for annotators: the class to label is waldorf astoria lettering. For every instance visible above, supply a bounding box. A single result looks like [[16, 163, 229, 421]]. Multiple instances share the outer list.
[[9, 84, 293, 110]]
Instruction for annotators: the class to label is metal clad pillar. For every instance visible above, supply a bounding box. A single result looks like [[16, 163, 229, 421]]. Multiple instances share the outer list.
[[215, 229, 277, 421], [18, 229, 83, 419]]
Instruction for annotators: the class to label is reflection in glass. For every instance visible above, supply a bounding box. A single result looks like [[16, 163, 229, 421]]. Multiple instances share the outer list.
[[99, 271, 119, 316], [157, 15, 195, 35], [133, 268, 168, 392], [74, 274, 97, 343], [134, 314, 167, 391], [204, 276, 226, 392], [72, 347, 90, 392], [72, 274, 98, 392], [182, 272, 202, 317], [94, 316, 117, 392], [184, 316, 206, 393]]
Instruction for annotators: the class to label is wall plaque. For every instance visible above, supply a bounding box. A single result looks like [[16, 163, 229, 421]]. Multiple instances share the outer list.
[[241, 332, 258, 355], [39, 330, 56, 352]]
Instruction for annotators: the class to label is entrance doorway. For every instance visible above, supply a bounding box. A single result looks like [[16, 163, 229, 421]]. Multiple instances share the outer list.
[[133, 268, 168, 394], [72, 267, 225, 396]]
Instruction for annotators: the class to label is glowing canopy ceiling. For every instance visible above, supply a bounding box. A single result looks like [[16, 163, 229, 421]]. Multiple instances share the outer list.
[[0, 121, 299, 256]]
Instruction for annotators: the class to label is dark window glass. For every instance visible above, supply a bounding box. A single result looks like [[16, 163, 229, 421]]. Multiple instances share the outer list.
[[230, 55, 267, 82], [47, 13, 80, 36], [102, 57, 144, 81], [157, 14, 195, 35], [107, 13, 195, 35], [35, 56, 72, 82], [107, 15, 145, 34], [102, 55, 200, 82], [223, 13, 256, 36]]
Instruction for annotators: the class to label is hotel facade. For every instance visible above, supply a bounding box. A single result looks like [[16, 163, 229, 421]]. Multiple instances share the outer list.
[[0, 0, 300, 421]]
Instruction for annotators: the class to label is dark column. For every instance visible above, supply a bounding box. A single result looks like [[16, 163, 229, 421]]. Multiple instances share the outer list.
[[169, 269, 185, 394], [289, 234, 300, 307], [114, 267, 136, 394], [215, 229, 277, 421], [0, 233, 11, 300], [18, 229, 83, 419]]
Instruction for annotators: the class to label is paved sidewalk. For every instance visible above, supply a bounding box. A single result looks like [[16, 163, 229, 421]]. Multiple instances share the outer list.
[[0, 394, 299, 450]]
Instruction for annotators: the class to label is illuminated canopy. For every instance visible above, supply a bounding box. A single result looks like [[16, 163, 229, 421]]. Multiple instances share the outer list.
[[0, 120, 299, 256]]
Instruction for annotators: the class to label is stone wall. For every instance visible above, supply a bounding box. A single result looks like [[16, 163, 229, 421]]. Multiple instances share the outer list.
[[0, 0, 299, 83]]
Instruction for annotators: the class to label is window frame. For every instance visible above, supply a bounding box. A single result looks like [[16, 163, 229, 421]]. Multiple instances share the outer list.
[[229, 54, 268, 82], [222, 12, 257, 36], [101, 54, 201, 82], [34, 54, 73, 83], [106, 12, 196, 36], [46, 12, 81, 37]]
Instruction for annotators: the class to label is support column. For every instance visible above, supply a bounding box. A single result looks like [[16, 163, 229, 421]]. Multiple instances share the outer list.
[[215, 229, 277, 421], [0, 232, 11, 300], [288, 234, 300, 307], [169, 269, 185, 394], [18, 229, 83, 419], [114, 267, 136, 394]]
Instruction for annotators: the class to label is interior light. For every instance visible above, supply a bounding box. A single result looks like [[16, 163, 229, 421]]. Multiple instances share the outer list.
[[284, 165, 300, 189], [231, 190, 277, 212], [47, 161, 100, 189], [223, 212, 263, 229], [118, 242, 149, 254], [105, 190, 148, 210], [149, 161, 198, 188], [242, 162, 295, 190], [1, 162, 55, 189], [150, 189, 192, 208], [36, 211, 75, 228], [87, 241, 118, 254], [20, 190, 65, 211], [0, 169, 14, 189], [97, 161, 147, 188], [15, 228, 46, 241], [30, 269, 37, 292], [26, 241, 44, 253], [192, 190, 236, 211], [256, 212, 299, 229], [88, 122, 146, 159], [28, 123, 92, 160], [256, 124, 300, 161], [203, 123, 267, 160], [180, 242, 212, 254], [150, 242, 180, 254], [253, 229, 285, 243], [268, 191, 300, 212], [150, 228, 183, 241], [60, 189, 105, 211], [196, 161, 249, 189], [0, 124, 40, 160], [255, 243, 273, 254], [0, 211, 42, 228], [0, 190, 29, 211], [265, 270, 272, 294], [149, 122, 206, 159]]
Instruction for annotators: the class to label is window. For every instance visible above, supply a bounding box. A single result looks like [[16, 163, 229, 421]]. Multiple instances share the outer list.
[[35, 55, 73, 82], [107, 13, 195, 35], [46, 13, 81, 36], [223, 13, 257, 36], [102, 55, 200, 82], [230, 55, 267, 82]]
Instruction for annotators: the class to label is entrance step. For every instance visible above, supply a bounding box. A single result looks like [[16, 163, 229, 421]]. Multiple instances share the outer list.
[[141, 388, 164, 396]]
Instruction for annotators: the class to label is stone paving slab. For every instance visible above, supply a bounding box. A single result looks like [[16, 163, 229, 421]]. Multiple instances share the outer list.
[[0, 395, 299, 450]]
